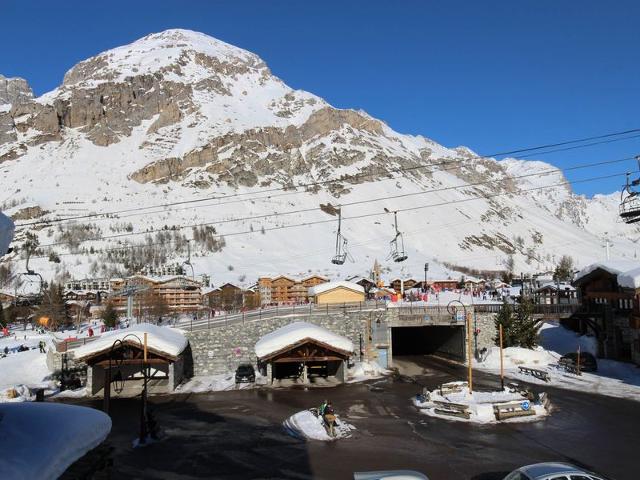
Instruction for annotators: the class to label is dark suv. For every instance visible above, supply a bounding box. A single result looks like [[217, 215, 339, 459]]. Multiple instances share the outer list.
[[235, 364, 256, 383], [559, 352, 598, 372]]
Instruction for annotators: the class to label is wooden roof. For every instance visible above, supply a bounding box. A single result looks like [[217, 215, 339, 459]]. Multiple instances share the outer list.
[[258, 337, 352, 363]]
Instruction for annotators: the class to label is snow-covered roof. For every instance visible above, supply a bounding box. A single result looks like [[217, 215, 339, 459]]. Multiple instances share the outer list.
[[255, 321, 354, 359], [536, 282, 576, 292], [72, 323, 188, 360], [617, 266, 640, 289], [308, 280, 365, 296], [0, 403, 111, 480], [575, 260, 640, 282]]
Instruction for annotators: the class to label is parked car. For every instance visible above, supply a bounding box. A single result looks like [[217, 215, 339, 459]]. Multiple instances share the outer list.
[[503, 462, 607, 479], [354, 471, 429, 480], [559, 351, 598, 372], [235, 364, 256, 383]]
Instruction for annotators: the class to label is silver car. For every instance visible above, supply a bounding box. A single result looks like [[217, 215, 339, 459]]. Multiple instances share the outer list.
[[503, 462, 607, 480], [354, 471, 429, 480]]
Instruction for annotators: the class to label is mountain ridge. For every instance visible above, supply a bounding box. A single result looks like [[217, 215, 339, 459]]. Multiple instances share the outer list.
[[0, 29, 637, 287]]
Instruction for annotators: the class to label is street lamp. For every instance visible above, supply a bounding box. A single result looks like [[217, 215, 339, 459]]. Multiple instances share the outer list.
[[103, 333, 151, 446]]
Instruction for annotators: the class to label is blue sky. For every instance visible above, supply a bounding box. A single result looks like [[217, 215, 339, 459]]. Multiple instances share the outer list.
[[2, 0, 639, 195]]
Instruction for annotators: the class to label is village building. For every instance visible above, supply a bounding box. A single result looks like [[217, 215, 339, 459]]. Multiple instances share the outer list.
[[255, 322, 353, 384], [109, 275, 203, 314], [389, 278, 418, 293], [64, 278, 111, 293], [308, 281, 365, 305], [572, 261, 639, 364], [428, 279, 459, 291], [257, 275, 329, 305], [72, 324, 189, 396], [204, 283, 260, 311], [535, 282, 578, 305]]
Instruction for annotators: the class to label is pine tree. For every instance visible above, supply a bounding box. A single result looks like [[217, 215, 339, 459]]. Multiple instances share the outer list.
[[554, 255, 575, 282], [101, 301, 118, 328], [494, 298, 541, 348]]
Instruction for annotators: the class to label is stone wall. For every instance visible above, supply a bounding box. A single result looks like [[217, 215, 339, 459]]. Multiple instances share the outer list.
[[185, 312, 370, 376]]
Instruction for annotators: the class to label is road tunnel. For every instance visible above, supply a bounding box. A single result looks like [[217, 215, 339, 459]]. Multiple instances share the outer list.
[[391, 325, 465, 361]]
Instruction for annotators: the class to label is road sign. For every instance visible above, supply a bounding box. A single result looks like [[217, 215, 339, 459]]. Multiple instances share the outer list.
[[455, 312, 465, 322], [521, 400, 531, 411]]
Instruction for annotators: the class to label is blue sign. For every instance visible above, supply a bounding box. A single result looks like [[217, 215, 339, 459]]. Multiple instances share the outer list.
[[521, 400, 531, 411], [455, 312, 465, 322]]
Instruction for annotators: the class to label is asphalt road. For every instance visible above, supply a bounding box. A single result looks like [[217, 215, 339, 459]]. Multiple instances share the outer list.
[[62, 356, 636, 480]]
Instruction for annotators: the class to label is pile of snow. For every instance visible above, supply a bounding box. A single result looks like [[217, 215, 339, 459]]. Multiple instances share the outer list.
[[255, 321, 353, 359], [476, 346, 559, 371], [282, 409, 355, 441], [413, 382, 548, 424], [72, 323, 188, 360], [308, 281, 364, 296], [177, 371, 263, 393], [347, 360, 390, 383], [617, 266, 640, 289], [0, 402, 111, 479], [0, 349, 54, 402]]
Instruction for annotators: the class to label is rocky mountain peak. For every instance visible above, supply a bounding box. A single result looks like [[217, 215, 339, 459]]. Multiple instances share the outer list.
[[62, 28, 268, 88], [0, 74, 33, 107]]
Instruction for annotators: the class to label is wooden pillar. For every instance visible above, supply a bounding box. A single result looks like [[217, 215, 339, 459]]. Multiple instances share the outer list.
[[103, 366, 111, 415]]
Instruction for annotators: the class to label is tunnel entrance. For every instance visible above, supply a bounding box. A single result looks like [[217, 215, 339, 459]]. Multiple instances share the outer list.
[[391, 325, 465, 361]]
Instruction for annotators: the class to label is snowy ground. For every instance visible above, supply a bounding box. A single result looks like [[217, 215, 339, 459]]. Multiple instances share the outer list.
[[347, 360, 390, 383], [282, 409, 355, 441], [413, 382, 548, 424], [475, 321, 640, 402]]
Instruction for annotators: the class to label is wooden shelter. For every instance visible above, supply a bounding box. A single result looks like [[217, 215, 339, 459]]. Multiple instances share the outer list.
[[258, 337, 351, 384]]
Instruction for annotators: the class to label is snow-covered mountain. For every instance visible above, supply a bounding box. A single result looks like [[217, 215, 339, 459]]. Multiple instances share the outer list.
[[0, 29, 637, 286]]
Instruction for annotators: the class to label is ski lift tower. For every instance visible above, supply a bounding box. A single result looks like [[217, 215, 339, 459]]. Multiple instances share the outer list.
[[121, 283, 150, 325]]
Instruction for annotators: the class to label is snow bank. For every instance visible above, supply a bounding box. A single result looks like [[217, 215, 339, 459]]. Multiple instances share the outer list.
[[308, 281, 364, 296], [73, 323, 187, 360], [282, 410, 355, 441], [0, 349, 53, 402], [348, 360, 390, 383], [255, 321, 353, 359], [476, 321, 640, 402], [0, 403, 111, 480]]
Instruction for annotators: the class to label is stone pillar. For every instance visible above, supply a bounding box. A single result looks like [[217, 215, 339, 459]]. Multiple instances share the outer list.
[[168, 363, 175, 391], [302, 363, 308, 384], [267, 363, 273, 384], [86, 365, 93, 394], [336, 360, 346, 383]]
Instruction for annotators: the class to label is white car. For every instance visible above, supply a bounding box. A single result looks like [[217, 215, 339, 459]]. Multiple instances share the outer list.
[[503, 462, 607, 480]]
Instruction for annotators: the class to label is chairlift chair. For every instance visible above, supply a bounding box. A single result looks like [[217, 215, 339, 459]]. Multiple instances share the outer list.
[[620, 166, 640, 224], [389, 212, 408, 263], [331, 209, 350, 265]]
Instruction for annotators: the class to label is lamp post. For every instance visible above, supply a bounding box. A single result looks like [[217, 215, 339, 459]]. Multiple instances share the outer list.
[[103, 333, 150, 446], [447, 300, 472, 393]]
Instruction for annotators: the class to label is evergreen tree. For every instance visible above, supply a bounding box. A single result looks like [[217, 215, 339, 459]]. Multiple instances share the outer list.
[[494, 298, 541, 348], [101, 301, 118, 328], [554, 255, 575, 282], [36, 282, 69, 330]]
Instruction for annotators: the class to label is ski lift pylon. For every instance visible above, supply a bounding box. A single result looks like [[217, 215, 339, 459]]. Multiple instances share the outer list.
[[331, 208, 349, 265], [619, 156, 640, 224], [389, 211, 408, 263]]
